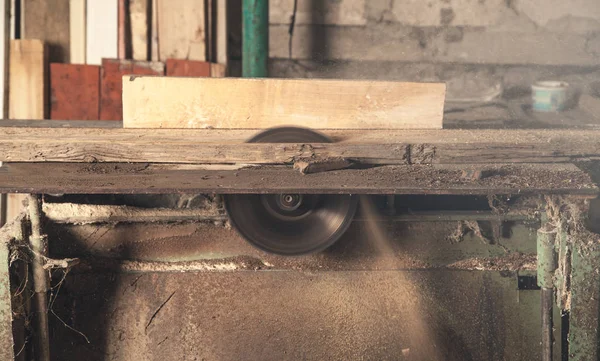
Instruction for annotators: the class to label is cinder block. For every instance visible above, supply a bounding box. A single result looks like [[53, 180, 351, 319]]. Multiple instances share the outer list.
[[389, 0, 514, 26], [50, 63, 100, 120], [100, 59, 164, 120], [517, 0, 600, 26], [270, 0, 365, 25]]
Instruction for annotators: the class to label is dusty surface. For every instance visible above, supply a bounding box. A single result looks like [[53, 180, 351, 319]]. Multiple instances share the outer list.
[[46, 215, 538, 272], [48, 270, 542, 361]]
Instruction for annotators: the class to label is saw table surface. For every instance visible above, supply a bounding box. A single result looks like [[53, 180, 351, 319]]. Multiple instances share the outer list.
[[0, 122, 598, 195]]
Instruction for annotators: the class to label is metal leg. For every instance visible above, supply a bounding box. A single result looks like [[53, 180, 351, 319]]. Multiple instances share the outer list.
[[541, 288, 554, 361], [28, 195, 50, 361]]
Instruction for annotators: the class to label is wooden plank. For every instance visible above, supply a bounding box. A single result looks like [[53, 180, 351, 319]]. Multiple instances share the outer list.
[[50, 63, 100, 120], [22, 0, 70, 63], [210, 62, 226, 77], [86, 0, 118, 65], [0, 0, 7, 118], [1, 128, 600, 165], [157, 0, 205, 61], [118, 0, 127, 59], [122, 77, 446, 129], [100, 59, 164, 120], [0, 163, 596, 196], [150, 0, 158, 61], [69, 0, 86, 64], [9, 39, 47, 119], [130, 0, 148, 61], [215, 0, 227, 65], [166, 59, 210, 77]]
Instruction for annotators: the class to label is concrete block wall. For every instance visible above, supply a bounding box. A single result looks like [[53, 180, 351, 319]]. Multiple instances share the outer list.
[[269, 0, 600, 66], [260, 0, 600, 86]]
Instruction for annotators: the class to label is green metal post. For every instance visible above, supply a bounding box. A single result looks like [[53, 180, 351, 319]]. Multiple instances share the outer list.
[[242, 0, 269, 77]]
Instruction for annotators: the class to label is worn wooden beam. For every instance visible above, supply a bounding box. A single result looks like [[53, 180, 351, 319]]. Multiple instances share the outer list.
[[122, 77, 446, 129], [0, 163, 596, 195], [0, 128, 599, 165]]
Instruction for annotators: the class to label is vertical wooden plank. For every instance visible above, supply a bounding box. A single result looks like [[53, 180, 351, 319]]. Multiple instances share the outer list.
[[0, 0, 7, 118], [100, 59, 163, 120], [216, 0, 227, 66], [69, 0, 86, 64], [150, 0, 158, 61], [86, 0, 118, 65], [130, 0, 148, 61], [50, 63, 100, 120], [166, 59, 210, 77], [157, 0, 206, 61], [9, 39, 47, 119], [210, 62, 226, 77], [8, 0, 13, 40], [0, 0, 8, 230], [118, 0, 126, 59], [100, 58, 130, 120], [21, 0, 70, 63]]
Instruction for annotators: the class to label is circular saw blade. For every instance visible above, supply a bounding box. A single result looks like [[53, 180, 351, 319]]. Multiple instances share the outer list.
[[224, 127, 358, 255]]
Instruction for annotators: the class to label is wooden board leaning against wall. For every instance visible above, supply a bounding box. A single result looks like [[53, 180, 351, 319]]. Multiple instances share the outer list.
[[123, 77, 446, 129]]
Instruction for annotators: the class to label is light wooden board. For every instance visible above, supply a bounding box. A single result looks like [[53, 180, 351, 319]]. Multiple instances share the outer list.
[[157, 0, 205, 61], [215, 0, 227, 65], [130, 0, 148, 61], [150, 0, 158, 61], [69, 0, 86, 64], [86, 0, 118, 65], [22, 0, 70, 63], [9, 39, 46, 119], [0, 0, 7, 118], [123, 77, 446, 129]]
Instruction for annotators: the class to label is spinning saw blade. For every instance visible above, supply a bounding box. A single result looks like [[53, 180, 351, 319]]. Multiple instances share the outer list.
[[224, 127, 358, 255]]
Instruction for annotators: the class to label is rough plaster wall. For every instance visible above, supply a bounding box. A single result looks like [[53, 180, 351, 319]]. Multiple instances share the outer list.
[[265, 0, 600, 80]]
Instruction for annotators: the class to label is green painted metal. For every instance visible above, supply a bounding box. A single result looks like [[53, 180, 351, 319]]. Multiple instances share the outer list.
[[537, 229, 557, 289], [242, 0, 269, 77], [568, 242, 600, 361]]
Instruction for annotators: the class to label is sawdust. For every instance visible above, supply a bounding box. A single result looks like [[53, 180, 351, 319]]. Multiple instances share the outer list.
[[447, 253, 536, 271], [43, 202, 224, 225], [359, 195, 443, 361], [76, 255, 271, 273]]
